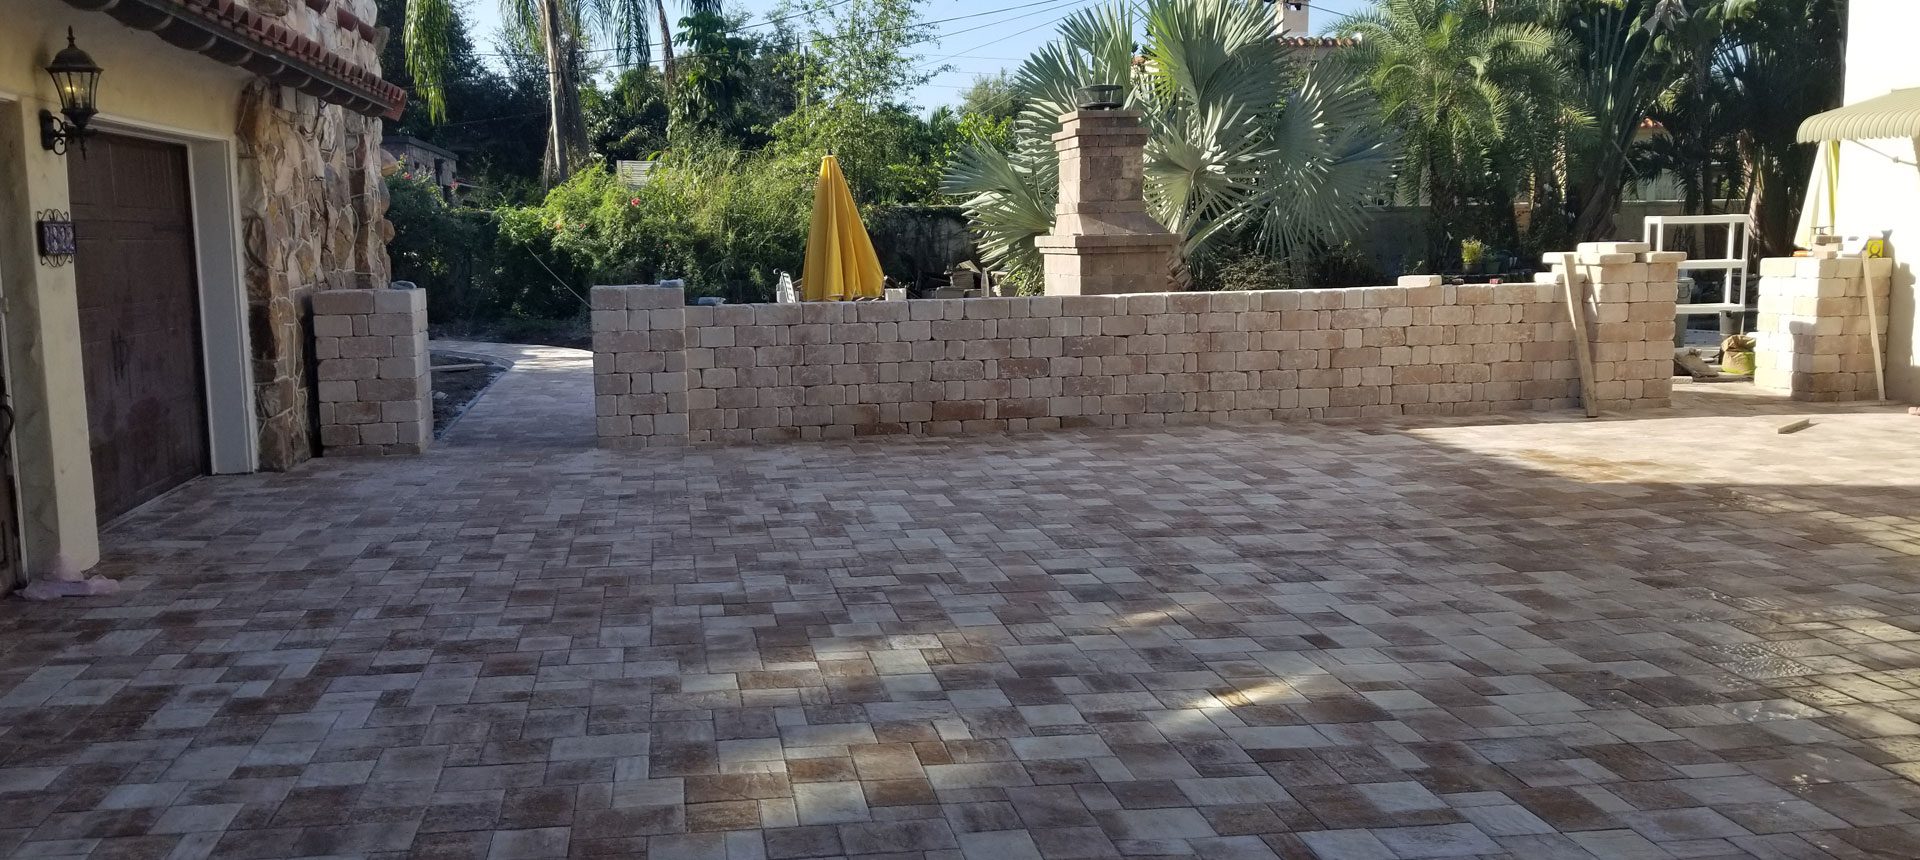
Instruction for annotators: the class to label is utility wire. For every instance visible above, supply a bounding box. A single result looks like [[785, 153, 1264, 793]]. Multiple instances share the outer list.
[[475, 0, 1077, 65]]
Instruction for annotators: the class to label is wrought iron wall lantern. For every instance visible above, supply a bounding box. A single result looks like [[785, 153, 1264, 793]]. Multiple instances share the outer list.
[[40, 29, 103, 156]]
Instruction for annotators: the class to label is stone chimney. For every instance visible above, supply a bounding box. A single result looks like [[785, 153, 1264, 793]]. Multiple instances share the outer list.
[[1277, 0, 1308, 36], [1034, 109, 1180, 296]]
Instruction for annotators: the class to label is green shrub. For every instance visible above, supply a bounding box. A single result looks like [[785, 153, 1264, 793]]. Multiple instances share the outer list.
[[387, 174, 584, 324], [502, 149, 816, 304]]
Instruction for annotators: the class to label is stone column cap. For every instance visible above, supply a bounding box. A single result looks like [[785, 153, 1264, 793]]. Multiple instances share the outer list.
[[1036, 233, 1181, 252]]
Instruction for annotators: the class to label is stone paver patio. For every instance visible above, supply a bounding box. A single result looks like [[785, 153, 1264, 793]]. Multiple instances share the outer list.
[[4, 342, 1919, 859]]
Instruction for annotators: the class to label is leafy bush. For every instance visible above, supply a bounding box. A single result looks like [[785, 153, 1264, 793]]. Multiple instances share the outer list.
[[1203, 253, 1291, 292], [502, 148, 816, 304], [388, 175, 584, 325]]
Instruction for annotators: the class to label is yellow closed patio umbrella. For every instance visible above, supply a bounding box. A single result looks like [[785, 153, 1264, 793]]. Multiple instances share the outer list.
[[801, 155, 884, 301]]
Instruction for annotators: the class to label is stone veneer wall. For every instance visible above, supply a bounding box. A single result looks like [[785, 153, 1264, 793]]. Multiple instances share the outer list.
[[593, 248, 1677, 446], [234, 0, 394, 469], [313, 288, 432, 455], [1754, 256, 1894, 401]]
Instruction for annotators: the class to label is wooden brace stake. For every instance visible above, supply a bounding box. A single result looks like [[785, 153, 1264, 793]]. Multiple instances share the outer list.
[[1561, 252, 1601, 418]]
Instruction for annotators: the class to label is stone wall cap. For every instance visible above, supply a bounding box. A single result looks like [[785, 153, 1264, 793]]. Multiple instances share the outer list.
[[1053, 124, 1151, 141], [1036, 233, 1181, 251], [1057, 108, 1145, 122]]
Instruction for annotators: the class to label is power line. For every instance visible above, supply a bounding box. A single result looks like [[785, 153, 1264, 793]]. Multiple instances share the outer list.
[[474, 0, 859, 59], [476, 0, 1077, 66]]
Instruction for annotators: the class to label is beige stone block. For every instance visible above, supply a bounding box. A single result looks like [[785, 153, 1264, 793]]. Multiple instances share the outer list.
[[358, 422, 398, 445], [313, 313, 356, 337], [320, 423, 360, 446], [367, 312, 414, 337], [319, 358, 379, 381], [590, 285, 630, 311], [339, 337, 392, 360], [313, 290, 377, 315], [751, 303, 799, 326], [379, 354, 429, 380]]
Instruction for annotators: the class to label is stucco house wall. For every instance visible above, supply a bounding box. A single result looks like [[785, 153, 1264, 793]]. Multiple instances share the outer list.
[[1827, 0, 1920, 401]]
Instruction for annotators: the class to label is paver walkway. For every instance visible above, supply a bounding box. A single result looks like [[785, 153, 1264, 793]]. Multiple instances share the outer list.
[[2, 344, 1918, 860]]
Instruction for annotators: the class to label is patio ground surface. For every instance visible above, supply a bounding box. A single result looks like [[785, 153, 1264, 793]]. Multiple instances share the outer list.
[[4, 342, 1920, 860]]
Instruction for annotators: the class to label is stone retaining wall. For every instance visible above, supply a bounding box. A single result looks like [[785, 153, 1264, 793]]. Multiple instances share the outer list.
[[593, 247, 1678, 447], [1754, 256, 1894, 402], [314, 288, 432, 455]]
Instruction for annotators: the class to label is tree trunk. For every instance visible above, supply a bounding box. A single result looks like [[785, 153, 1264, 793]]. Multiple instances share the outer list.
[[540, 0, 570, 185], [539, 0, 589, 187], [655, 0, 677, 92], [1573, 144, 1627, 242]]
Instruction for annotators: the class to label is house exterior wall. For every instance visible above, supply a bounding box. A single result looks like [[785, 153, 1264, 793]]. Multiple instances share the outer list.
[[0, 0, 253, 576], [0, 0, 392, 579], [592, 250, 1677, 447], [1831, 0, 1920, 401]]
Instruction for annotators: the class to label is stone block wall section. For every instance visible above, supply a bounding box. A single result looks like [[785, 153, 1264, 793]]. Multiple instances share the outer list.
[[1546, 243, 1683, 410], [1753, 256, 1894, 401], [593, 251, 1677, 446], [313, 288, 433, 455]]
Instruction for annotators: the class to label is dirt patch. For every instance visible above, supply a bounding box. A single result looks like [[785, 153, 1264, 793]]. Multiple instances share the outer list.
[[430, 355, 506, 437]]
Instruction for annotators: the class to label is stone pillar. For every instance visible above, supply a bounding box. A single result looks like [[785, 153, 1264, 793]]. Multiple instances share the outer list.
[[237, 81, 394, 470], [314, 288, 432, 455], [591, 284, 690, 448], [1545, 242, 1681, 411], [1753, 256, 1893, 401], [1036, 109, 1180, 296]]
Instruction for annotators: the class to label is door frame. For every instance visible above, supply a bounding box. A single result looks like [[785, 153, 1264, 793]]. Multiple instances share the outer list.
[[0, 253, 21, 589], [84, 114, 256, 476]]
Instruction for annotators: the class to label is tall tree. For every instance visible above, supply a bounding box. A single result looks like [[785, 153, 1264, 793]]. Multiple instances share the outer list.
[[403, 0, 720, 185], [1341, 0, 1584, 260], [375, 0, 548, 191], [1721, 0, 1844, 256], [769, 0, 947, 203], [1549, 0, 1704, 241]]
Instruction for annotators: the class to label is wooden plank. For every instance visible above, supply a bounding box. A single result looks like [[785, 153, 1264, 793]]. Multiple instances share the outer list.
[[1560, 252, 1601, 418], [1777, 418, 1814, 435]]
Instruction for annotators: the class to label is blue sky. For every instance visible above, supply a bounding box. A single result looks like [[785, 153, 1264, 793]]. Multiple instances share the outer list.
[[462, 0, 1371, 111]]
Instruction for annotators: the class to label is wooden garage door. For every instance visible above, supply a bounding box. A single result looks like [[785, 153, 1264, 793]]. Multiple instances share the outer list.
[[69, 133, 210, 522]]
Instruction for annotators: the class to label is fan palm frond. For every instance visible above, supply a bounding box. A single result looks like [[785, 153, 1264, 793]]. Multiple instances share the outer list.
[[945, 0, 1398, 279]]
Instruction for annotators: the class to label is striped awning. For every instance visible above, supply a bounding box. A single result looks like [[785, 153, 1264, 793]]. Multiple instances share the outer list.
[[1797, 88, 1920, 142]]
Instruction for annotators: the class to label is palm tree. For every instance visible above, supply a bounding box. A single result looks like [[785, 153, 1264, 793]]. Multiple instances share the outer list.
[[942, 0, 1396, 286], [1340, 0, 1584, 261], [403, 0, 717, 185]]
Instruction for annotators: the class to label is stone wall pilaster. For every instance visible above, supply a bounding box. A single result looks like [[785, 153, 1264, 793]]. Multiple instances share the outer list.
[[1545, 242, 1680, 411], [592, 284, 691, 448], [236, 75, 393, 470], [314, 288, 431, 455], [1037, 109, 1179, 296], [1753, 256, 1893, 401]]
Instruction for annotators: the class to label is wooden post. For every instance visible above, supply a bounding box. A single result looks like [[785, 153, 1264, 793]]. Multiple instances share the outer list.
[[1561, 252, 1601, 418], [1861, 251, 1888, 402]]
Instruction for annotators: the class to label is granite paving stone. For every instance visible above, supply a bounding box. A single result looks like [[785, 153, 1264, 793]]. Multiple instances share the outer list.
[[1, 342, 1917, 858]]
